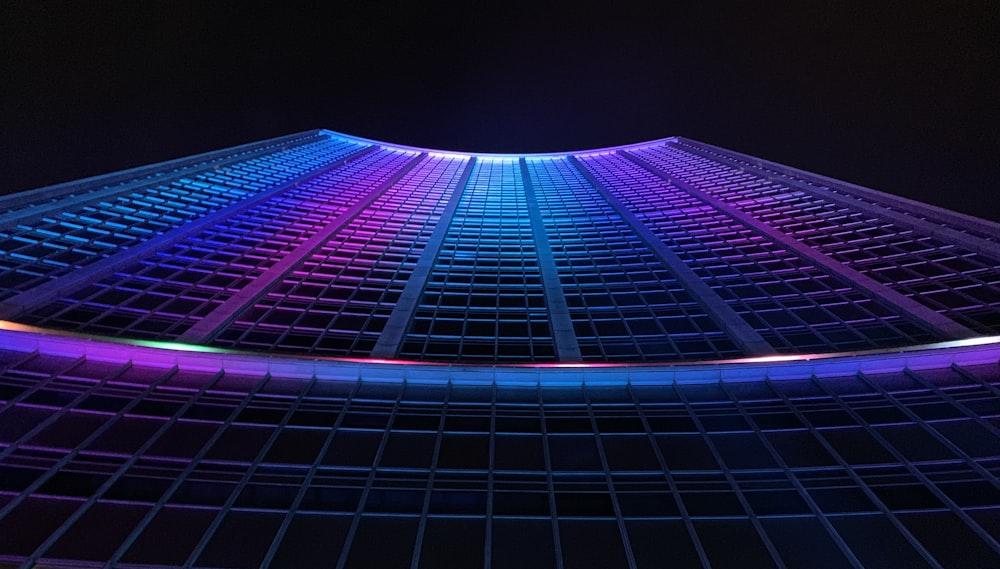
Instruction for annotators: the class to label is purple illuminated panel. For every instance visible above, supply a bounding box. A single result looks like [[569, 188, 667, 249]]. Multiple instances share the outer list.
[[576, 152, 938, 353], [1, 321, 996, 387], [525, 156, 741, 361], [214, 154, 471, 355], [635, 142, 1000, 335], [3, 130, 999, 366]]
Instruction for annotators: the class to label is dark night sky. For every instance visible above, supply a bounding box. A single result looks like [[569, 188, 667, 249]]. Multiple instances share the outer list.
[[3, 2, 999, 221]]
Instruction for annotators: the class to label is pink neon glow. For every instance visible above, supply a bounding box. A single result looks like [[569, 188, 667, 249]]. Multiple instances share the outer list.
[[2, 320, 998, 373], [727, 354, 812, 364]]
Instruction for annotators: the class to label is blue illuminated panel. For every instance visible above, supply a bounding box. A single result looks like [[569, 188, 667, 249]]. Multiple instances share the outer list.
[[0, 135, 369, 301], [398, 158, 556, 362], [525, 156, 741, 361], [21, 148, 418, 339]]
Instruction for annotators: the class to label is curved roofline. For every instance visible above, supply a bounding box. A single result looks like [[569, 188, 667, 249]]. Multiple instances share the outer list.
[[4, 132, 997, 371], [318, 129, 678, 158]]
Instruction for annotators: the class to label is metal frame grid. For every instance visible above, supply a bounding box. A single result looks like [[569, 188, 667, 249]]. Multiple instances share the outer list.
[[577, 152, 939, 353], [3, 131, 1000, 569], [525, 157, 741, 362], [21, 148, 417, 340], [3, 130, 997, 364], [670, 138, 1000, 249], [397, 158, 556, 362], [213, 154, 471, 355], [0, 135, 367, 302], [633, 143, 1000, 335], [0, 339, 998, 568]]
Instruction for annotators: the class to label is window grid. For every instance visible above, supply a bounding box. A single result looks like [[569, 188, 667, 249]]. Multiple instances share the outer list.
[[638, 143, 1000, 335], [21, 149, 418, 340], [526, 157, 740, 362], [578, 152, 937, 353], [398, 158, 556, 362], [0, 133, 322, 216], [7, 142, 982, 362], [1, 347, 998, 567], [213, 155, 471, 355], [0, 136, 368, 301], [676, 140, 1000, 248]]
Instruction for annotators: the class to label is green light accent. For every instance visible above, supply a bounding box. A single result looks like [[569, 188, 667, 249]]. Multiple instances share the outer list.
[[132, 339, 229, 353]]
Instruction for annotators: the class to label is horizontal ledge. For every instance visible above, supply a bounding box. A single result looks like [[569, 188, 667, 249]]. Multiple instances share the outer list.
[[1, 321, 997, 387]]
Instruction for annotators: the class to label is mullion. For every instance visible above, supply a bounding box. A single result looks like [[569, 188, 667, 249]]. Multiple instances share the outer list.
[[808, 373, 1000, 556], [625, 382, 712, 569], [20, 368, 227, 568], [716, 381, 866, 569], [484, 382, 497, 569], [0, 357, 129, 464], [409, 383, 450, 569], [855, 371, 1000, 491], [0, 352, 82, 418], [537, 383, 566, 569], [184, 375, 318, 568], [257, 378, 364, 569], [335, 385, 404, 569], [108, 372, 278, 567], [582, 385, 637, 569], [0, 364, 179, 525], [672, 383, 788, 569]]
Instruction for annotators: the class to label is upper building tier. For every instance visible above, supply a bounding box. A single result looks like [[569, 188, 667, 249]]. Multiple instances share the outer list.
[[1, 130, 998, 364]]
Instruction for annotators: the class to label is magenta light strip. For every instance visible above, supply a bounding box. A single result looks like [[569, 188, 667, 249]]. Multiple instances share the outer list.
[[2, 320, 998, 388]]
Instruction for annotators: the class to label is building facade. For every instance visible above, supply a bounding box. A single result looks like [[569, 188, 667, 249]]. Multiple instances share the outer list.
[[0, 130, 998, 568]]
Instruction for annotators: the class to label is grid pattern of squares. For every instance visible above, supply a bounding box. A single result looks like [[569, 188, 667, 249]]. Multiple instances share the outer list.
[[0, 132, 322, 215], [6, 132, 996, 364], [21, 148, 417, 340], [636, 143, 1000, 335], [577, 152, 938, 353], [1, 347, 998, 569], [678, 140, 1000, 248], [398, 158, 556, 362], [525, 157, 741, 362], [0, 135, 366, 302], [211, 154, 470, 355]]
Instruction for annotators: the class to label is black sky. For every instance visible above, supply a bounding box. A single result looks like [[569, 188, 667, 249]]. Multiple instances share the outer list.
[[3, 2, 998, 221]]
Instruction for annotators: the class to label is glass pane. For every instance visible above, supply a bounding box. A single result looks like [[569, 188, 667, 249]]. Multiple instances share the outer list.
[[559, 519, 629, 569], [627, 519, 702, 568], [47, 501, 150, 561], [195, 510, 284, 569], [492, 517, 556, 569], [121, 505, 217, 566], [269, 513, 352, 569], [417, 517, 486, 569], [760, 516, 855, 569], [343, 515, 419, 569]]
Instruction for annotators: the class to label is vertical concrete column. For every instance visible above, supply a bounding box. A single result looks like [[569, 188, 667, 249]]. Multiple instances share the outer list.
[[370, 158, 478, 359], [176, 152, 427, 344], [0, 145, 381, 321], [620, 150, 976, 341], [521, 158, 583, 362], [566, 155, 775, 357]]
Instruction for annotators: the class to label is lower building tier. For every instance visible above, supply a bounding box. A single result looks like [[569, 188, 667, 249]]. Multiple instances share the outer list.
[[0, 325, 998, 568]]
